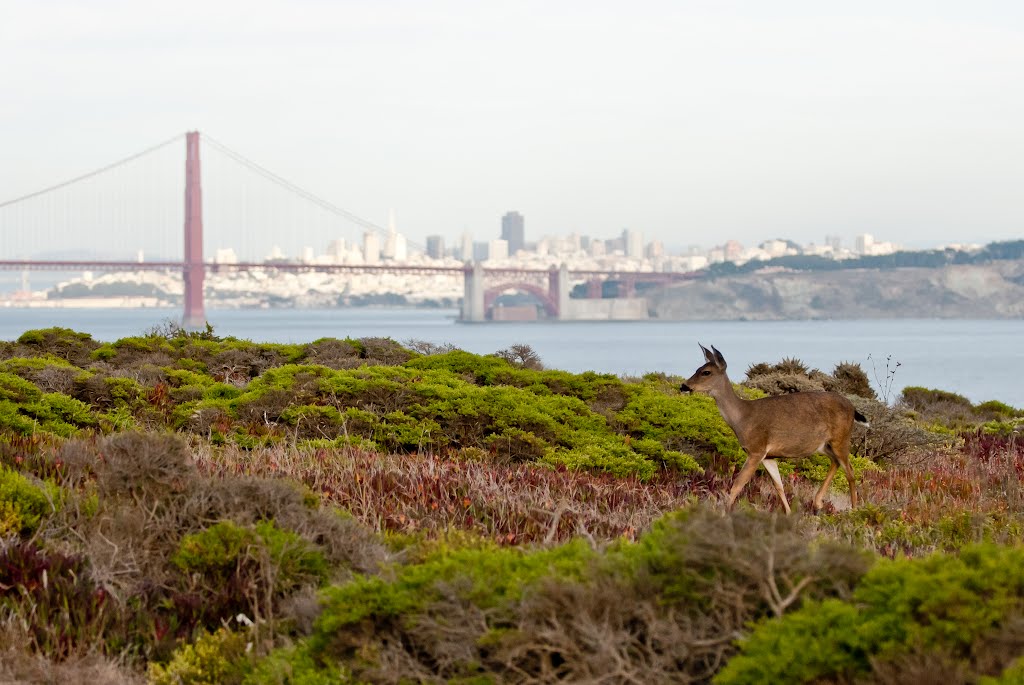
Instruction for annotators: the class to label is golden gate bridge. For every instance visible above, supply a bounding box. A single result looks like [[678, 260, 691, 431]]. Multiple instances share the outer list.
[[0, 132, 697, 325]]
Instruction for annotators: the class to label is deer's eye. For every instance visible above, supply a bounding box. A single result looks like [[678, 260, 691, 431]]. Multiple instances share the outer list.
[[701, 370, 712, 376]]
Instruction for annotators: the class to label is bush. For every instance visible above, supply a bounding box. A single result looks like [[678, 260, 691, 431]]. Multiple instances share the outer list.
[[0, 467, 59, 535], [159, 518, 331, 637], [148, 627, 252, 685], [830, 361, 877, 399], [15, 327, 99, 366], [716, 544, 1024, 684], [300, 541, 593, 682], [95, 431, 196, 498]]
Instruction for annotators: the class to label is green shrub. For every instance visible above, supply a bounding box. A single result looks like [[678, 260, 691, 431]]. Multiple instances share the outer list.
[[245, 644, 348, 685], [0, 467, 60, 535], [716, 544, 1024, 684], [305, 541, 592, 670], [149, 627, 253, 685], [0, 371, 41, 403], [615, 386, 745, 463], [173, 519, 329, 595], [15, 327, 99, 364]]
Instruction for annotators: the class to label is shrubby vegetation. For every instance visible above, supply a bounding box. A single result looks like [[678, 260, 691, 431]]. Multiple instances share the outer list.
[[706, 238, 1024, 278], [0, 325, 1022, 682]]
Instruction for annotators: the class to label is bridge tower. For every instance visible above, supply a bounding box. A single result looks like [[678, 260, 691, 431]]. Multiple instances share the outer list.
[[461, 262, 486, 321], [461, 262, 571, 322], [182, 131, 206, 329]]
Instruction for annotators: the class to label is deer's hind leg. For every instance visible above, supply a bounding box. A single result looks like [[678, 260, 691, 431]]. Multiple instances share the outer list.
[[812, 458, 839, 511], [824, 440, 859, 509], [761, 458, 791, 514]]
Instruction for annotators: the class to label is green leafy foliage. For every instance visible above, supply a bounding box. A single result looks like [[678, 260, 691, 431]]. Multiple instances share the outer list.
[[173, 519, 329, 596], [149, 627, 253, 685], [0, 466, 60, 535], [716, 544, 1024, 684]]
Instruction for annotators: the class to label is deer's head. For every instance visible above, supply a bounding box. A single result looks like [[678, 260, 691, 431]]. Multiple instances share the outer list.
[[679, 343, 729, 394]]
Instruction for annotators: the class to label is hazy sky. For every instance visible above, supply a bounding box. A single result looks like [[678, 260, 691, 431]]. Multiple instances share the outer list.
[[2, 0, 1023, 252]]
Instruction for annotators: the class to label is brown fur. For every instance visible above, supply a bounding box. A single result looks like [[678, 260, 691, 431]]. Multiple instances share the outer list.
[[681, 344, 860, 513]]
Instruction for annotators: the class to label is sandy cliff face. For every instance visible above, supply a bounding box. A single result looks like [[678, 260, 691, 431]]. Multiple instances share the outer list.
[[648, 261, 1024, 320]]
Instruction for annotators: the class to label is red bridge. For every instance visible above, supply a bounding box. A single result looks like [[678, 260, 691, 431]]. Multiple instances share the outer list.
[[0, 132, 700, 325]]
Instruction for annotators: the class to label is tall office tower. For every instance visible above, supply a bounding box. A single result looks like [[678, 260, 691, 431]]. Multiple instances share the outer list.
[[623, 228, 644, 259], [426, 235, 445, 259], [363, 232, 381, 264], [825, 234, 842, 253], [501, 211, 525, 256], [393, 233, 408, 262], [855, 233, 874, 255], [460, 232, 474, 261]]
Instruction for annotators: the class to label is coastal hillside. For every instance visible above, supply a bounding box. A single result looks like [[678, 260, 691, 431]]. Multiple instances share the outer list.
[[649, 260, 1024, 320], [2, 327, 1024, 683]]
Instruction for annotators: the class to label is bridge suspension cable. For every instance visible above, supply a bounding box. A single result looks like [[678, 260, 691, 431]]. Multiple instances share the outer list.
[[202, 135, 393, 238], [0, 134, 185, 209]]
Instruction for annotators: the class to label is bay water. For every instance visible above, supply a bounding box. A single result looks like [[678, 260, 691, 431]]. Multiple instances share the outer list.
[[1, 307, 1022, 408]]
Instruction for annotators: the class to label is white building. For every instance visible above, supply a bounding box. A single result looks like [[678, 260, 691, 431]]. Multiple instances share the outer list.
[[363, 232, 381, 264], [623, 228, 644, 259], [214, 248, 238, 264], [487, 239, 509, 262], [392, 233, 408, 262], [855, 233, 874, 255]]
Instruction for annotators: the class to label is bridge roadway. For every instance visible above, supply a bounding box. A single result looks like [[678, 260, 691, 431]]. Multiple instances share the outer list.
[[0, 260, 700, 323], [0, 260, 698, 279]]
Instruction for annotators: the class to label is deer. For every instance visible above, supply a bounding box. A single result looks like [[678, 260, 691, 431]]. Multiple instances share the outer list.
[[679, 344, 869, 514]]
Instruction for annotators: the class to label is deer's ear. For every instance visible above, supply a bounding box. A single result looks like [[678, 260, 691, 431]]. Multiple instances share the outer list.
[[711, 345, 727, 370], [699, 343, 715, 363]]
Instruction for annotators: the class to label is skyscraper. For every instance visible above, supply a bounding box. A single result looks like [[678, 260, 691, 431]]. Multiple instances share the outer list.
[[501, 211, 525, 256], [363, 232, 380, 264], [623, 228, 644, 259], [426, 235, 445, 259]]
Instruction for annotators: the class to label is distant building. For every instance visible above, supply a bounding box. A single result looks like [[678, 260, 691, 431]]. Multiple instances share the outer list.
[[460, 232, 474, 261], [392, 233, 408, 262], [488, 239, 509, 261], [760, 239, 790, 258], [856, 233, 874, 255], [501, 211, 525, 255], [363, 232, 380, 265], [623, 228, 644, 259], [214, 248, 238, 264], [326, 239, 347, 262], [723, 240, 744, 262], [425, 235, 445, 260], [473, 241, 490, 261]]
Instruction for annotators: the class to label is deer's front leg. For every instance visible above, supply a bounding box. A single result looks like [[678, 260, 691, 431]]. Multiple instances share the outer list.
[[726, 451, 767, 511]]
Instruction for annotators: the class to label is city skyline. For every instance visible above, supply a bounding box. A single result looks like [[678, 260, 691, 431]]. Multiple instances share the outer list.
[[2, 1, 1022, 251]]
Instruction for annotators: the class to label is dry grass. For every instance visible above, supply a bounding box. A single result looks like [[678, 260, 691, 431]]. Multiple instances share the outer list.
[[191, 443, 732, 545], [0, 624, 143, 685]]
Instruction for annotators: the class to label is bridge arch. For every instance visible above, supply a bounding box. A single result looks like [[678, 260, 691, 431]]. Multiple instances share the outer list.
[[483, 281, 559, 319]]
